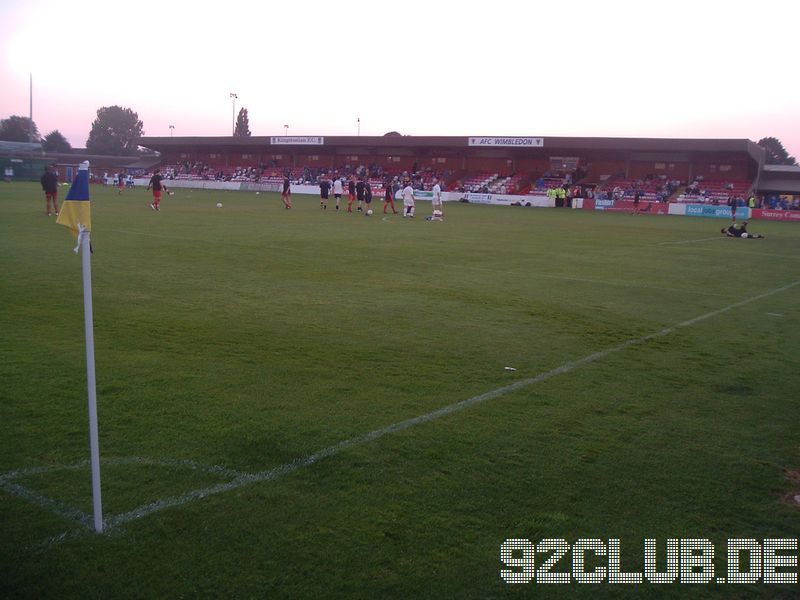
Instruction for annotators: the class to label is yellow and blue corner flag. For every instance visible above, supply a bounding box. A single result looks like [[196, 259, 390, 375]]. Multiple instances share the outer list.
[[56, 160, 91, 238]]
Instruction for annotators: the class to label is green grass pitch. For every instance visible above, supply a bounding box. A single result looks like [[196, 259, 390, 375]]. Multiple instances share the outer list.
[[1, 182, 800, 598]]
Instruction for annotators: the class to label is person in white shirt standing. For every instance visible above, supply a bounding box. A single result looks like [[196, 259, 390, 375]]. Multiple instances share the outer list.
[[431, 177, 443, 220], [332, 176, 344, 211], [402, 182, 415, 217]]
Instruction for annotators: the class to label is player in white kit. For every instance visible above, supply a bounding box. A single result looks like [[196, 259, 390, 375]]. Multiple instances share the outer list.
[[431, 178, 443, 220], [402, 184, 415, 217], [332, 177, 345, 211]]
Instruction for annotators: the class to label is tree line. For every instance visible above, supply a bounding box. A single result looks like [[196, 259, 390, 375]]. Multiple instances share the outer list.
[[0, 105, 255, 156], [0, 108, 797, 165]]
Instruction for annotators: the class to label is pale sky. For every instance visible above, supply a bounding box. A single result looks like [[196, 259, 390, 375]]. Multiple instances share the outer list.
[[2, 0, 799, 159]]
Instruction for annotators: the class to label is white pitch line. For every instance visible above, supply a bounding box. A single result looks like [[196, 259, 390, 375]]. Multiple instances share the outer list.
[[31, 278, 800, 544], [1, 457, 246, 540], [0, 479, 92, 530], [655, 236, 725, 245]]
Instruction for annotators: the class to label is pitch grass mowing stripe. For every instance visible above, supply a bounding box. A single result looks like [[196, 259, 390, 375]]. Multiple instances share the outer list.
[[440, 262, 732, 298], [37, 278, 800, 546]]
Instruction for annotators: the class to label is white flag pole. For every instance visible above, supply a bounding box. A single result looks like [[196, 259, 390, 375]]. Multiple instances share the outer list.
[[79, 226, 103, 533]]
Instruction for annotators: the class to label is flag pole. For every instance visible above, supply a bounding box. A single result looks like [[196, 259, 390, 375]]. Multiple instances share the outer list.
[[80, 226, 103, 533], [57, 161, 103, 532]]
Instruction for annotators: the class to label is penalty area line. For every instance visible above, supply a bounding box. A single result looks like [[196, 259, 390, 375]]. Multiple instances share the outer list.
[[37, 279, 800, 545]]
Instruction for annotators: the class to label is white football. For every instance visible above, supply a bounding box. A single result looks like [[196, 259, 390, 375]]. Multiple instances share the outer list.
[[216, 203, 223, 208], [740, 232, 748, 238], [366, 209, 373, 216], [256, 192, 260, 195]]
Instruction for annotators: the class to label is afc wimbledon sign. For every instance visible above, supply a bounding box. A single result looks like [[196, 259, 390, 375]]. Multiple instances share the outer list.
[[270, 136, 324, 145], [468, 137, 544, 147]]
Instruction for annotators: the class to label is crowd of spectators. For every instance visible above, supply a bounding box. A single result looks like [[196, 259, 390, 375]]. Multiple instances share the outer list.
[[146, 160, 800, 210], [763, 194, 800, 210], [594, 174, 680, 203], [155, 160, 450, 191]]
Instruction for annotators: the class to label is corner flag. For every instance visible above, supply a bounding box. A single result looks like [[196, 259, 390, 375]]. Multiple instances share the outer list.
[[56, 160, 104, 533], [57, 160, 92, 238]]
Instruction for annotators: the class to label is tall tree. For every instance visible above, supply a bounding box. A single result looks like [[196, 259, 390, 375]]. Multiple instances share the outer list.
[[757, 137, 797, 166], [42, 130, 72, 153], [234, 108, 251, 137], [86, 105, 144, 155], [0, 116, 40, 142]]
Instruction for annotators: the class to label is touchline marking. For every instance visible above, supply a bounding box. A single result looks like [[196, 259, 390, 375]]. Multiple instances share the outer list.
[[655, 236, 725, 245], [28, 279, 800, 544]]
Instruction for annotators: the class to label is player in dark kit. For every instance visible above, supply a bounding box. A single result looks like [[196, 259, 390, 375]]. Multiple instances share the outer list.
[[281, 174, 292, 209], [721, 221, 764, 238], [319, 177, 331, 210], [364, 180, 372, 214], [40, 164, 59, 216], [146, 168, 169, 211], [632, 189, 641, 215], [355, 178, 366, 212], [727, 195, 738, 223]]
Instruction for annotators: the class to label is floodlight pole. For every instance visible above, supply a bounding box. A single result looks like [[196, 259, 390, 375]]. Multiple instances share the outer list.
[[29, 73, 34, 142], [169, 125, 174, 138], [284, 124, 288, 137], [357, 116, 360, 136], [230, 93, 238, 135]]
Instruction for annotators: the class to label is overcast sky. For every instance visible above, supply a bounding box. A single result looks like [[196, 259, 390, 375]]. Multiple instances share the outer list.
[[1, 0, 798, 159]]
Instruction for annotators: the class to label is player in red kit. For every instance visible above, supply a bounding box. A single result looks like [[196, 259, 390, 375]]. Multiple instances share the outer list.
[[146, 168, 169, 211], [383, 177, 398, 214], [281, 174, 292, 209], [347, 177, 356, 212]]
